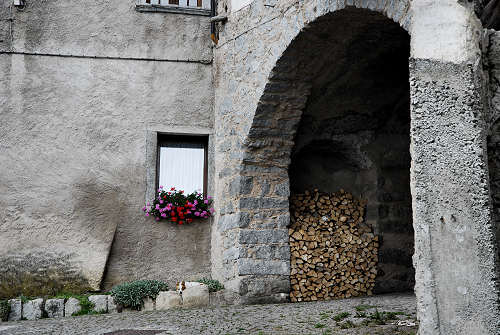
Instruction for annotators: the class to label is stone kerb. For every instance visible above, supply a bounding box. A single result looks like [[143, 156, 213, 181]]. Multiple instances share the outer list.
[[7, 299, 21, 321], [88, 295, 108, 313], [44, 299, 64, 318], [4, 289, 225, 322], [64, 298, 81, 317], [22, 298, 43, 320]]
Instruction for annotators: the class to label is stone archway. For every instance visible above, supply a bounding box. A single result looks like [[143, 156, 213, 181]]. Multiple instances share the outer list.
[[229, 3, 412, 304], [214, 0, 500, 333], [286, 10, 413, 299]]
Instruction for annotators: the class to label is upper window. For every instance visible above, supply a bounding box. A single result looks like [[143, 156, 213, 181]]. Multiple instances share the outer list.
[[137, 0, 211, 15], [157, 134, 208, 196]]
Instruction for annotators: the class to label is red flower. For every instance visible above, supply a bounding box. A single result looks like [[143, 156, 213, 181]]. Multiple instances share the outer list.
[[187, 218, 193, 223], [171, 217, 178, 222], [171, 211, 176, 216], [179, 190, 184, 194], [171, 187, 176, 191], [179, 220, 184, 224]]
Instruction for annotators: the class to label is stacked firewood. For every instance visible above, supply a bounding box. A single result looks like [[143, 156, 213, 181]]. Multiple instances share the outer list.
[[289, 189, 379, 302]]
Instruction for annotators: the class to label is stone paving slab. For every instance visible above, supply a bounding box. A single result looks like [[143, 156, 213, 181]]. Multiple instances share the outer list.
[[0, 293, 417, 335]]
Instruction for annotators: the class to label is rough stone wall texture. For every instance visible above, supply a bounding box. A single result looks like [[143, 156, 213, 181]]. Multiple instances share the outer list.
[[214, 0, 500, 334], [410, 59, 499, 335], [0, 0, 214, 297], [485, 30, 500, 295]]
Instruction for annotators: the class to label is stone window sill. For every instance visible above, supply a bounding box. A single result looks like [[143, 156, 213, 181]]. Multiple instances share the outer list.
[[136, 4, 211, 16]]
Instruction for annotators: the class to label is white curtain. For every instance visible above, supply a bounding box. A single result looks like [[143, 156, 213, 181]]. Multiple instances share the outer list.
[[159, 143, 204, 194]]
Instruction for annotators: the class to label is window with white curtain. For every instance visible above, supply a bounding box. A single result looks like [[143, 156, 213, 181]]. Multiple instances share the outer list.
[[157, 135, 208, 195]]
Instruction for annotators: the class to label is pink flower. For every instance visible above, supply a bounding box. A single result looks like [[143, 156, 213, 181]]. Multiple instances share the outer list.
[[193, 200, 198, 205], [155, 204, 160, 210], [142, 206, 147, 211], [194, 212, 200, 216], [160, 200, 164, 204], [156, 217, 160, 221], [146, 213, 150, 217], [204, 200, 208, 204], [202, 211, 207, 216], [147, 202, 150, 206], [160, 185, 163, 189], [161, 213, 167, 218]]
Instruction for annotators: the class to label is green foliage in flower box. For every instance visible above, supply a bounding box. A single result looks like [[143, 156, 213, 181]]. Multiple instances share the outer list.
[[143, 187, 214, 224]]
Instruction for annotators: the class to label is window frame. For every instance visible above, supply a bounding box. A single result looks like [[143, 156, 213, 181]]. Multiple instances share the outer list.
[[155, 133, 209, 197], [136, 0, 211, 16]]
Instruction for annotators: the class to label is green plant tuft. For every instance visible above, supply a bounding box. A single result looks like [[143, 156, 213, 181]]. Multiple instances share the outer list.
[[73, 296, 96, 316], [110, 280, 168, 310], [333, 311, 350, 322], [51, 293, 102, 316], [196, 278, 224, 293], [0, 300, 10, 322], [366, 310, 405, 325], [338, 320, 356, 329], [18, 295, 31, 304]]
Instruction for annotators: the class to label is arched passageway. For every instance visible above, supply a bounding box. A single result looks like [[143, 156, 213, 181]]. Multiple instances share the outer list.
[[288, 9, 413, 299], [238, 7, 413, 302]]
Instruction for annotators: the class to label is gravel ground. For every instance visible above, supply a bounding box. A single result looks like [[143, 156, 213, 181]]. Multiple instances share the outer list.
[[0, 293, 417, 335]]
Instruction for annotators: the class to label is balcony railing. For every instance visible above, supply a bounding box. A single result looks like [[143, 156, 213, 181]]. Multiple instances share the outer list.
[[137, 0, 211, 15]]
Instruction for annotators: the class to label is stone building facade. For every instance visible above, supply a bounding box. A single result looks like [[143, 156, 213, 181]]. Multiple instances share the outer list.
[[1, 0, 500, 334]]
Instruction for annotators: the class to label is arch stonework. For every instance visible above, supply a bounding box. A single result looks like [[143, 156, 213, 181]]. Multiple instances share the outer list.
[[213, 0, 500, 334]]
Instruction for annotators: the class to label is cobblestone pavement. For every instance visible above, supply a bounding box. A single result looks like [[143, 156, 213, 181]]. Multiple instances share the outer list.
[[0, 293, 417, 335]]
